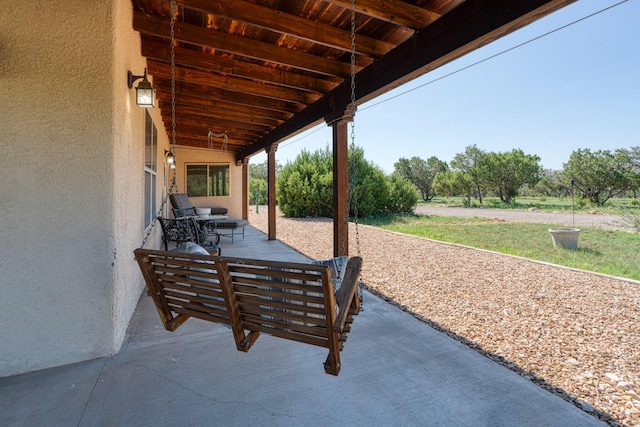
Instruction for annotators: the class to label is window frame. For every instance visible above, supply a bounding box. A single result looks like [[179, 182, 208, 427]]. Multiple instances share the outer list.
[[185, 163, 231, 197], [143, 110, 157, 229]]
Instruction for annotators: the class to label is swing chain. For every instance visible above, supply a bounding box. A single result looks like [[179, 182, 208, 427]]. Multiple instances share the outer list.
[[348, 0, 364, 307], [169, 0, 178, 189], [138, 0, 179, 250], [335, 0, 364, 308], [349, 0, 360, 258], [338, 0, 356, 259]]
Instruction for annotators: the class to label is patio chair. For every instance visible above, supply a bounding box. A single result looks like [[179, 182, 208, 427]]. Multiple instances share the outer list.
[[169, 193, 228, 216], [157, 216, 220, 255], [171, 195, 246, 243]]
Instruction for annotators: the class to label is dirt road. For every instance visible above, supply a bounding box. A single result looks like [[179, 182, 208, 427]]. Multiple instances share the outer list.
[[414, 205, 630, 231]]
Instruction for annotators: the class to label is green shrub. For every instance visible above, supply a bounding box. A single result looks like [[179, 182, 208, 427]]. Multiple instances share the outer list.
[[277, 148, 333, 217], [347, 146, 388, 217], [617, 207, 640, 233], [385, 174, 418, 214], [276, 145, 391, 218], [577, 198, 588, 209]]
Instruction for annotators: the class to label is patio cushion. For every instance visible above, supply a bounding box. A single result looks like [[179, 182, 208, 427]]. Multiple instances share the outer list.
[[312, 256, 348, 291], [171, 242, 209, 255], [169, 193, 228, 216], [212, 219, 248, 229]]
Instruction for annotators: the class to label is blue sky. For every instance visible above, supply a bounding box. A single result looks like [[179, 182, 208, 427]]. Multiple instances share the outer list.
[[251, 0, 639, 174]]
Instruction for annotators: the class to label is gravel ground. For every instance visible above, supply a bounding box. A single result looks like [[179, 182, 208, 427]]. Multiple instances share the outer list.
[[248, 208, 640, 427]]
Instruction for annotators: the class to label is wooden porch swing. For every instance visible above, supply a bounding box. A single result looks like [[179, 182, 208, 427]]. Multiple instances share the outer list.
[[134, 0, 363, 376], [135, 249, 362, 375]]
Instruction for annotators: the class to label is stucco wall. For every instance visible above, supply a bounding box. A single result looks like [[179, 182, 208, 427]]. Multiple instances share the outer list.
[[0, 0, 164, 377], [111, 0, 170, 353]]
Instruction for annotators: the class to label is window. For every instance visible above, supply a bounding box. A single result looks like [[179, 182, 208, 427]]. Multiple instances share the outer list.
[[144, 111, 157, 228], [186, 164, 230, 197]]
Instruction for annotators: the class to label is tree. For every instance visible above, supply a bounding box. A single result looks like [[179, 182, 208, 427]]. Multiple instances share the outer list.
[[481, 149, 541, 204], [250, 160, 282, 181], [616, 146, 640, 198], [562, 148, 631, 206], [533, 169, 567, 198], [450, 144, 487, 203], [249, 177, 268, 205], [433, 170, 473, 205], [394, 156, 447, 201], [250, 160, 282, 207]]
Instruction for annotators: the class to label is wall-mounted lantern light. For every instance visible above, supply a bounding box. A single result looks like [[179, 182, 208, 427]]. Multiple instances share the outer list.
[[127, 68, 154, 108], [165, 150, 175, 165]]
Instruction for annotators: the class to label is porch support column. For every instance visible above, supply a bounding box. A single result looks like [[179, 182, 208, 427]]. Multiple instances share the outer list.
[[331, 116, 351, 257], [267, 144, 277, 240], [241, 157, 249, 220]]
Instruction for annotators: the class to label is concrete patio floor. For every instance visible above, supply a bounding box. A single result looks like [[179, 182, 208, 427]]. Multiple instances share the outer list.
[[1, 226, 605, 426]]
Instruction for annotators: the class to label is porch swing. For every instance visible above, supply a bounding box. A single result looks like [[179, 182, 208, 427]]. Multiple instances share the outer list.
[[134, 0, 363, 376]]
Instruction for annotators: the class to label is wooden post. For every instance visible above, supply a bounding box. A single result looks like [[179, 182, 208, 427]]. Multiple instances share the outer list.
[[241, 157, 249, 220], [267, 144, 277, 240], [332, 118, 350, 257]]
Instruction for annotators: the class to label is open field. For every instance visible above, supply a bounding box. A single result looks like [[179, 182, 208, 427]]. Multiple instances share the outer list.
[[415, 205, 630, 231], [249, 207, 640, 427], [366, 209, 640, 281], [425, 196, 640, 214]]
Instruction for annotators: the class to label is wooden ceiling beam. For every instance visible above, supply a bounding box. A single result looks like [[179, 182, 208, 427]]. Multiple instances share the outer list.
[[133, 11, 355, 77], [170, 112, 273, 133], [323, 0, 441, 29], [239, 0, 575, 160], [180, 0, 395, 58], [141, 40, 339, 93], [154, 77, 305, 114], [147, 60, 322, 104], [172, 136, 248, 151], [157, 96, 292, 122], [165, 121, 263, 139], [158, 101, 284, 127]]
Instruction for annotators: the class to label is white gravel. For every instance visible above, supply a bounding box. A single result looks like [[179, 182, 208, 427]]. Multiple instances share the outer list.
[[248, 208, 640, 427]]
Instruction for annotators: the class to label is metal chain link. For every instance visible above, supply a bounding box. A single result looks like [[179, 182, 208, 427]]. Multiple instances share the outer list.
[[338, 0, 356, 259], [349, 0, 364, 307], [335, 0, 364, 308], [169, 0, 177, 189], [139, 0, 179, 250]]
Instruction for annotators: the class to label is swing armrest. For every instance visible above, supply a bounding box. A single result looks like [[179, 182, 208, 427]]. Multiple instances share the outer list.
[[333, 256, 362, 333]]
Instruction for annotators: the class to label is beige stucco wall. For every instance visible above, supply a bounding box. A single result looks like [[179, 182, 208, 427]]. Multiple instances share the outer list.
[[0, 0, 168, 377]]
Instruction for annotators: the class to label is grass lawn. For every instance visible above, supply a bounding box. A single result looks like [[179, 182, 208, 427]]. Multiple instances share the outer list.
[[360, 214, 640, 281], [425, 196, 640, 214]]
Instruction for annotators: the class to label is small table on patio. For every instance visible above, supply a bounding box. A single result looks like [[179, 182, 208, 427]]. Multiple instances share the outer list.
[[193, 215, 228, 247], [196, 215, 248, 243]]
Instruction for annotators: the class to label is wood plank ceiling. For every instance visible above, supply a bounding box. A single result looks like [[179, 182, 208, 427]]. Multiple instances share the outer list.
[[131, 0, 575, 162]]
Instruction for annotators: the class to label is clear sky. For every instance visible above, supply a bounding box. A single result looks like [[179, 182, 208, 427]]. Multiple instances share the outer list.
[[251, 0, 639, 174]]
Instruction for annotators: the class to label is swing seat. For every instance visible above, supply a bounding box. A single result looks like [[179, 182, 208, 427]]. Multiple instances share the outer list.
[[134, 248, 363, 376]]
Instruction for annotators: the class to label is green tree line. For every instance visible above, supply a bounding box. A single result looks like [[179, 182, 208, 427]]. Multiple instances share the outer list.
[[250, 144, 640, 218], [397, 145, 640, 207]]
